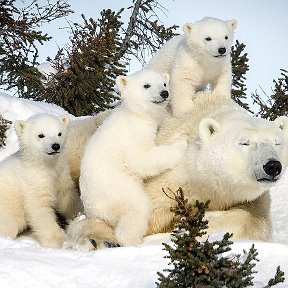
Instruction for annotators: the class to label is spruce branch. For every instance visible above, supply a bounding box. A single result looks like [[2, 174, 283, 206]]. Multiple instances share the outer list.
[[0, 115, 12, 147], [156, 188, 285, 288], [264, 266, 285, 287]]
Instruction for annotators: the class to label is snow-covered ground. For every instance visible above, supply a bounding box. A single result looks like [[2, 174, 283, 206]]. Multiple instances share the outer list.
[[0, 92, 288, 288]]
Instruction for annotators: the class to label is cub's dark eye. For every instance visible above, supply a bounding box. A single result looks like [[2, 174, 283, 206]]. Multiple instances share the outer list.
[[144, 84, 151, 89], [58, 132, 62, 137], [225, 36, 228, 40], [38, 134, 45, 139], [164, 83, 167, 87], [205, 37, 212, 41], [275, 140, 281, 146], [239, 141, 249, 146]]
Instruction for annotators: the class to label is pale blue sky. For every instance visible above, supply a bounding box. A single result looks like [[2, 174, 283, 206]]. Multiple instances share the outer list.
[[22, 0, 288, 109]]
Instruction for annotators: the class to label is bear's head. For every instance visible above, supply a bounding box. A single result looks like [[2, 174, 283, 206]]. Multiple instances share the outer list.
[[15, 113, 70, 159], [116, 69, 170, 117], [193, 115, 288, 202], [183, 17, 237, 60]]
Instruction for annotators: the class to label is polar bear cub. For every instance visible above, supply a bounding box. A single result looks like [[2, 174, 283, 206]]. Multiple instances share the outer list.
[[79, 69, 187, 246], [0, 114, 81, 247], [147, 17, 237, 116]]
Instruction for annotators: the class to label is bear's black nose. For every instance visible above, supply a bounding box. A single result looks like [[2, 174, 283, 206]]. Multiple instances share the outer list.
[[51, 143, 60, 151], [160, 90, 169, 99], [218, 47, 226, 55], [263, 160, 282, 177]]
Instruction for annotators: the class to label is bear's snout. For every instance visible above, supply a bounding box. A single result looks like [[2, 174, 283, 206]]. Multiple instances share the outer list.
[[160, 90, 169, 99], [218, 47, 226, 55], [51, 143, 60, 151], [263, 160, 282, 178]]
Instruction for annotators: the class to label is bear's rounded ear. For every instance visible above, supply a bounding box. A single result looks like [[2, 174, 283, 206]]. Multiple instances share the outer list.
[[274, 116, 288, 139], [14, 120, 26, 135], [163, 73, 170, 86], [227, 19, 237, 31], [183, 23, 193, 34], [116, 75, 128, 92], [59, 115, 70, 126], [199, 117, 221, 141]]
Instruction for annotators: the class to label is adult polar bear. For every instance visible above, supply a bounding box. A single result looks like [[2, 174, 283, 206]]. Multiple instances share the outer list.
[[65, 92, 288, 248], [147, 17, 237, 116]]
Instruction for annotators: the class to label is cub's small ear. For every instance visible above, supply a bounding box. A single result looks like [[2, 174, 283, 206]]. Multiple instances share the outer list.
[[116, 75, 129, 92], [227, 19, 237, 31], [199, 117, 221, 141], [14, 120, 26, 135], [274, 116, 288, 138], [183, 23, 193, 34], [163, 73, 170, 86], [59, 115, 70, 126]]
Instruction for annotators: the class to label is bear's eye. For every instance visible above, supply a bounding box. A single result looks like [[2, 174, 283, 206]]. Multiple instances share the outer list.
[[58, 132, 62, 137], [205, 37, 212, 41], [225, 36, 228, 40], [144, 84, 151, 89], [164, 83, 167, 87], [275, 140, 281, 146], [38, 134, 45, 139]]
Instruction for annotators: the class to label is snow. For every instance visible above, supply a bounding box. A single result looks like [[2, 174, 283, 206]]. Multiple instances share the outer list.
[[37, 62, 58, 80], [0, 92, 288, 287]]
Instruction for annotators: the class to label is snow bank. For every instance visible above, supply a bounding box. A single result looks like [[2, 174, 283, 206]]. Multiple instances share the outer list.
[[0, 236, 287, 288]]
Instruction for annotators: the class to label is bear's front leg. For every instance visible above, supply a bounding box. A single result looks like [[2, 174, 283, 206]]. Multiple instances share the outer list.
[[56, 167, 83, 220], [211, 67, 232, 98], [132, 139, 187, 178], [170, 65, 201, 117], [25, 193, 67, 248], [204, 192, 271, 241]]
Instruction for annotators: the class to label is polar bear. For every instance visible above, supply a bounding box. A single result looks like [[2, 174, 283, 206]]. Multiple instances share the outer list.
[[0, 114, 82, 248], [147, 17, 237, 116], [63, 92, 288, 249], [144, 95, 288, 240], [78, 69, 187, 247]]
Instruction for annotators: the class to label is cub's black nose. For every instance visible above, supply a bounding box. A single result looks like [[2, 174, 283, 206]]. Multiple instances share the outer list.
[[263, 160, 282, 177], [51, 143, 60, 151], [160, 90, 169, 99], [218, 47, 226, 55]]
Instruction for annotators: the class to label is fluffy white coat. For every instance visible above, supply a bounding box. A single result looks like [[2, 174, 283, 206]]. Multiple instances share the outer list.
[[147, 17, 237, 116], [79, 69, 187, 246], [0, 114, 82, 247]]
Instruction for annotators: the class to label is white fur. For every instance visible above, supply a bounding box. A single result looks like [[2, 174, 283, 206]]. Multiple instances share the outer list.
[[0, 114, 82, 247], [79, 69, 187, 246], [61, 93, 288, 249], [144, 96, 288, 240], [147, 17, 237, 116]]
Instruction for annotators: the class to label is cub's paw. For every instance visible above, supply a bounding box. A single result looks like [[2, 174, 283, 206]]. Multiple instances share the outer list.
[[169, 139, 188, 164], [63, 238, 121, 251], [173, 139, 188, 151], [103, 240, 121, 248], [63, 238, 96, 251]]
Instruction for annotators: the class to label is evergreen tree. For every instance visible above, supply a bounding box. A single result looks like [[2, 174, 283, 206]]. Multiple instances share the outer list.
[[39, 0, 178, 116], [0, 0, 72, 98], [0, 115, 11, 147], [231, 40, 251, 112], [156, 188, 285, 288], [39, 10, 127, 116], [1, 0, 178, 116], [252, 69, 288, 120]]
